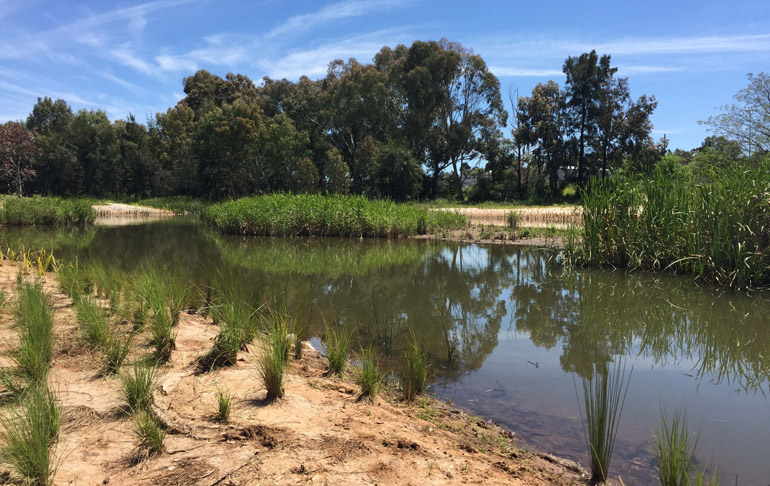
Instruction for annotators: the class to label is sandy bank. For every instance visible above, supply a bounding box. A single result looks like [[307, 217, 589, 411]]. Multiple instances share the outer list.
[[432, 207, 582, 229], [0, 262, 586, 485], [93, 203, 176, 226]]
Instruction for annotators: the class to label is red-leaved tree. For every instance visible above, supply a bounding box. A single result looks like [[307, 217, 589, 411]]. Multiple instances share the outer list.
[[0, 121, 37, 196]]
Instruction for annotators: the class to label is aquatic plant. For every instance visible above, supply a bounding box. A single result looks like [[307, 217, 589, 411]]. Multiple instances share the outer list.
[[577, 359, 631, 483], [400, 330, 427, 401], [0, 384, 60, 486], [655, 407, 720, 486], [202, 193, 465, 238], [323, 321, 352, 377]]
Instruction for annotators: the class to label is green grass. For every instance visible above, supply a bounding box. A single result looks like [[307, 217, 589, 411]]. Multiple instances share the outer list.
[[577, 162, 770, 289], [214, 386, 235, 422], [258, 323, 288, 401], [578, 360, 631, 483], [0, 385, 60, 486], [655, 408, 720, 486], [356, 346, 384, 399], [0, 197, 96, 226], [323, 321, 352, 377], [75, 297, 109, 348], [506, 210, 520, 229], [400, 330, 427, 401], [103, 332, 133, 376], [132, 411, 166, 458], [202, 194, 466, 238], [120, 363, 157, 414], [136, 271, 177, 362], [134, 196, 208, 215], [12, 283, 55, 389]]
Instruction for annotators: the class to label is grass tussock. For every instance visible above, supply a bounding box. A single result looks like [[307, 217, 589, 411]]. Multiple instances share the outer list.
[[323, 322, 352, 377], [0, 385, 60, 486], [400, 330, 427, 401], [258, 322, 288, 401], [132, 411, 166, 458], [120, 363, 157, 414], [356, 346, 384, 399], [75, 297, 109, 348], [655, 408, 720, 486], [102, 332, 133, 376], [9, 283, 55, 391], [577, 163, 770, 288], [578, 360, 631, 484], [0, 197, 96, 226], [202, 194, 466, 238], [214, 386, 235, 423]]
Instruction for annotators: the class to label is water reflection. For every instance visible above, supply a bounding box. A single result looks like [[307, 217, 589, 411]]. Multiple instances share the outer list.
[[1, 220, 768, 483]]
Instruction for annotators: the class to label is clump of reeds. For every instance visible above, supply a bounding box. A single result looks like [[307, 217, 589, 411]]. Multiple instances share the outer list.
[[136, 270, 189, 362], [655, 407, 720, 486], [400, 330, 427, 401], [132, 411, 166, 458], [257, 323, 288, 401], [0, 196, 96, 226], [120, 363, 157, 414], [323, 322, 352, 377], [75, 297, 109, 348], [507, 210, 521, 229], [0, 384, 61, 485], [214, 386, 235, 422], [102, 332, 133, 376], [202, 194, 465, 238], [356, 346, 384, 399], [577, 359, 631, 484]]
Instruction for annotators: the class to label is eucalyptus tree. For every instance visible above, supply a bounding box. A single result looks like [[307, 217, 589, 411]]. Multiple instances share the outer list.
[[25, 97, 77, 195], [0, 122, 37, 196]]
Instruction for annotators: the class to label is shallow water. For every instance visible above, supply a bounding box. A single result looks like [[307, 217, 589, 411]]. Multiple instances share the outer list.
[[2, 219, 768, 484]]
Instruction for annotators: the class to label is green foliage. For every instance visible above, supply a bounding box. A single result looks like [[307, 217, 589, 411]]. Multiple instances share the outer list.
[[655, 408, 720, 486], [323, 322, 352, 377], [400, 330, 427, 401], [11, 283, 55, 389], [578, 360, 631, 483], [120, 363, 157, 414], [103, 332, 133, 376], [132, 411, 166, 457], [202, 194, 465, 238], [0, 197, 95, 226], [134, 196, 207, 215], [506, 210, 520, 229], [75, 297, 109, 348], [136, 270, 181, 362], [0, 385, 60, 486], [214, 386, 235, 423], [578, 162, 770, 288], [258, 323, 288, 401], [356, 346, 384, 398]]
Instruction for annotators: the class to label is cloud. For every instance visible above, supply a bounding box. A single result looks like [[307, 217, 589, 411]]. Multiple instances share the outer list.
[[267, 0, 406, 38], [490, 67, 564, 77], [111, 46, 157, 76], [615, 65, 684, 74]]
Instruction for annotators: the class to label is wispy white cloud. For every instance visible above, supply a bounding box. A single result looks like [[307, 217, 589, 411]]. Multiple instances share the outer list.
[[489, 67, 564, 77], [267, 0, 406, 38], [616, 65, 684, 75]]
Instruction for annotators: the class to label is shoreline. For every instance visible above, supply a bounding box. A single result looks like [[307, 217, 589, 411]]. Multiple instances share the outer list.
[[0, 261, 587, 485]]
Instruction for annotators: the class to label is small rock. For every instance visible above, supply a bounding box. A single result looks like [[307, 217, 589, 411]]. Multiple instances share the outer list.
[[102, 478, 110, 485]]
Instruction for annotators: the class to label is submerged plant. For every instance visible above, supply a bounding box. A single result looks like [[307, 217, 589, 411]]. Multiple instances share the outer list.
[[577, 359, 631, 484], [323, 321, 352, 377], [400, 330, 427, 401], [0, 384, 60, 486]]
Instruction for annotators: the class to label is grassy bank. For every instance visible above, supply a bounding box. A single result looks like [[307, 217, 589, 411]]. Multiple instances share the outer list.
[[575, 162, 770, 289], [0, 196, 96, 226], [202, 194, 466, 238]]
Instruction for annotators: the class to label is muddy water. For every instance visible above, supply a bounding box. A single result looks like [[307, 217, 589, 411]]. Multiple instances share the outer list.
[[2, 219, 768, 484]]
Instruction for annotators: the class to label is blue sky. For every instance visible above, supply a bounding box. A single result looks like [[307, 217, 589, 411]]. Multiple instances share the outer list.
[[1, 0, 769, 150]]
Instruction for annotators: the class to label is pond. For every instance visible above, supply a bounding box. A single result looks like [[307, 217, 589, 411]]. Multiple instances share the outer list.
[[2, 218, 768, 484]]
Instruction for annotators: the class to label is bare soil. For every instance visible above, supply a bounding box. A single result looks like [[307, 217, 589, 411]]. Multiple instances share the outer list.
[[0, 262, 588, 485]]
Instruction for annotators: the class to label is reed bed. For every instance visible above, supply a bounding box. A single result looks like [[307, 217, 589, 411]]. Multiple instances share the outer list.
[[577, 162, 770, 289], [655, 408, 720, 486], [0, 197, 96, 226], [202, 194, 466, 238]]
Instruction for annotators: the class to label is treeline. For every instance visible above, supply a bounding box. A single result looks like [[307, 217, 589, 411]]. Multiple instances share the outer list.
[[2, 39, 661, 201]]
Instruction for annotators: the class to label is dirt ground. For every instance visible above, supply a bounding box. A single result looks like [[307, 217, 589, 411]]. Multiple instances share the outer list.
[[0, 261, 587, 486]]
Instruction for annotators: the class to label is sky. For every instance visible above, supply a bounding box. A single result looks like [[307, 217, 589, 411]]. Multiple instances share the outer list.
[[1, 0, 769, 150]]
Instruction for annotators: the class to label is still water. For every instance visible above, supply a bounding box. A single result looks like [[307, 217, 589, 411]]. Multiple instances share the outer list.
[[2, 219, 768, 485]]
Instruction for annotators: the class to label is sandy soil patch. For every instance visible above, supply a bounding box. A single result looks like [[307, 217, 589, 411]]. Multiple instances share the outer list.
[[0, 262, 587, 486], [93, 203, 175, 226]]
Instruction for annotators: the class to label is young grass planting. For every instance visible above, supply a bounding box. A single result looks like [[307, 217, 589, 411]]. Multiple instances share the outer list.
[[0, 197, 96, 226], [577, 163, 770, 288], [75, 297, 109, 348], [202, 194, 465, 238], [102, 332, 133, 376], [12, 283, 55, 389], [214, 386, 235, 422], [400, 330, 427, 401], [577, 360, 631, 484], [120, 363, 157, 414], [356, 346, 384, 399], [132, 411, 166, 458], [323, 321, 352, 377], [0, 385, 61, 486], [258, 323, 288, 401]]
